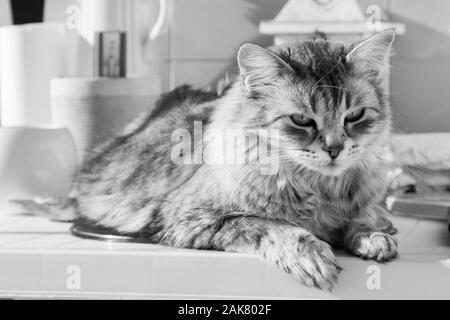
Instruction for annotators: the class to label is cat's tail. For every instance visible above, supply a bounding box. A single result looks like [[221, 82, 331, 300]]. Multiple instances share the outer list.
[[10, 197, 77, 222]]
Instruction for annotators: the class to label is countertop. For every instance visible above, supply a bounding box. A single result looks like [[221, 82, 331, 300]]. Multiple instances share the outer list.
[[0, 210, 448, 299]]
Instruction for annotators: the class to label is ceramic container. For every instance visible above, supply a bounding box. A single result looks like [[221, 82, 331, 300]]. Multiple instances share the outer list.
[[0, 126, 78, 212], [51, 77, 160, 161]]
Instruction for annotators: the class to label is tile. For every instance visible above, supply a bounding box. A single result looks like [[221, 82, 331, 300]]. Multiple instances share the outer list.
[[389, 0, 450, 34], [399, 219, 450, 255], [390, 59, 450, 133], [0, 215, 71, 233], [0, 216, 25, 226], [335, 254, 450, 299], [389, 0, 450, 60], [35, 252, 332, 298], [0, 254, 43, 291], [143, 254, 331, 299], [44, 0, 76, 23], [96, 242, 169, 251], [390, 216, 419, 241], [171, 0, 288, 60], [170, 60, 236, 89], [4, 234, 79, 249], [158, 60, 171, 92], [358, 0, 390, 14], [0, 234, 43, 246], [58, 239, 168, 251], [0, 0, 11, 26], [58, 239, 126, 250]]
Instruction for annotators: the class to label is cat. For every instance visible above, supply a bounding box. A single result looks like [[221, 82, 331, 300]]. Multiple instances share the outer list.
[[14, 29, 399, 290]]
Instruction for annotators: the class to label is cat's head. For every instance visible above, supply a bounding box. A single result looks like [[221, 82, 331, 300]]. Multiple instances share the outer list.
[[236, 30, 395, 176]]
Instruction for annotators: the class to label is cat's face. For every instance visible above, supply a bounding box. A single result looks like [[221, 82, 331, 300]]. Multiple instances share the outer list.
[[237, 30, 394, 176]]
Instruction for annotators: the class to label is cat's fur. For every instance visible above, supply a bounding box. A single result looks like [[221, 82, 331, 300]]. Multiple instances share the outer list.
[[15, 30, 399, 290]]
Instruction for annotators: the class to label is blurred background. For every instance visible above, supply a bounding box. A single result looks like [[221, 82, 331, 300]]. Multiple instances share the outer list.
[[0, 0, 449, 133]]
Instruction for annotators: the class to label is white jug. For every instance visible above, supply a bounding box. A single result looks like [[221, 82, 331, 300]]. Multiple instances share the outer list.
[[69, 0, 169, 76]]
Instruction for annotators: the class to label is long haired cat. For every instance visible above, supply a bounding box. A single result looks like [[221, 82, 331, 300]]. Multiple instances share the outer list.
[[15, 30, 398, 290]]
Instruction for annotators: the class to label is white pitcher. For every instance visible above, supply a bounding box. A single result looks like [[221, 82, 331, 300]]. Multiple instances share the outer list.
[[69, 0, 169, 76]]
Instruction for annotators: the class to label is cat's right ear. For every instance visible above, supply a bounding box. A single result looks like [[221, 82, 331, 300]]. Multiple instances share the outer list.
[[346, 29, 396, 74], [237, 43, 293, 92]]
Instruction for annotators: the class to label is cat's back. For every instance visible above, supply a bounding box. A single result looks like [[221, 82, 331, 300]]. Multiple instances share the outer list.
[[72, 85, 221, 229], [80, 85, 218, 172]]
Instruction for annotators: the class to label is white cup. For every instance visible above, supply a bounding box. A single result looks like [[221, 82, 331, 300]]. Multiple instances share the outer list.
[[0, 126, 78, 213], [51, 76, 161, 161]]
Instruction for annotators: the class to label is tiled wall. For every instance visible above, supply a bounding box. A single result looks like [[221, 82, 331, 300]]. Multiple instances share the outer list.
[[167, 0, 288, 88], [388, 0, 450, 133], [1, 0, 449, 133]]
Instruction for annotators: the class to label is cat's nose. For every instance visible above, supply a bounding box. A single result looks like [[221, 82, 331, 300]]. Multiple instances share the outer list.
[[322, 144, 343, 160]]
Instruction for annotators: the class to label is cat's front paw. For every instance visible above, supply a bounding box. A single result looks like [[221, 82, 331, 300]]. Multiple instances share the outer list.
[[352, 232, 398, 262], [280, 237, 342, 290]]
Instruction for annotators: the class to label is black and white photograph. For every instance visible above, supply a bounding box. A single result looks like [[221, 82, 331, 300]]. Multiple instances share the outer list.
[[0, 0, 449, 305]]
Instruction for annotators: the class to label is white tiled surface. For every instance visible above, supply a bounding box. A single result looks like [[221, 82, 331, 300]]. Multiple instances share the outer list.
[[0, 211, 449, 299]]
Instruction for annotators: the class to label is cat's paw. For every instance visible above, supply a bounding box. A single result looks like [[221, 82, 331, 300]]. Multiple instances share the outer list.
[[280, 237, 342, 290], [353, 232, 398, 262]]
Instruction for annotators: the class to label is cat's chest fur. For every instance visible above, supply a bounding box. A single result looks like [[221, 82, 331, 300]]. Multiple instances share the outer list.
[[225, 161, 389, 238]]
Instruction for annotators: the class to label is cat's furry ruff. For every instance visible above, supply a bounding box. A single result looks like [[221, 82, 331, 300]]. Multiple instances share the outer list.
[[14, 30, 399, 290]]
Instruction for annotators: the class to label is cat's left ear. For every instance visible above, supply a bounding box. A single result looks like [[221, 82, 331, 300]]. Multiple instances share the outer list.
[[237, 43, 294, 91], [346, 29, 395, 73]]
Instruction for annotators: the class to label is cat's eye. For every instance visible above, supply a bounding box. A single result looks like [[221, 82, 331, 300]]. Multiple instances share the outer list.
[[290, 114, 314, 127], [345, 109, 365, 123]]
